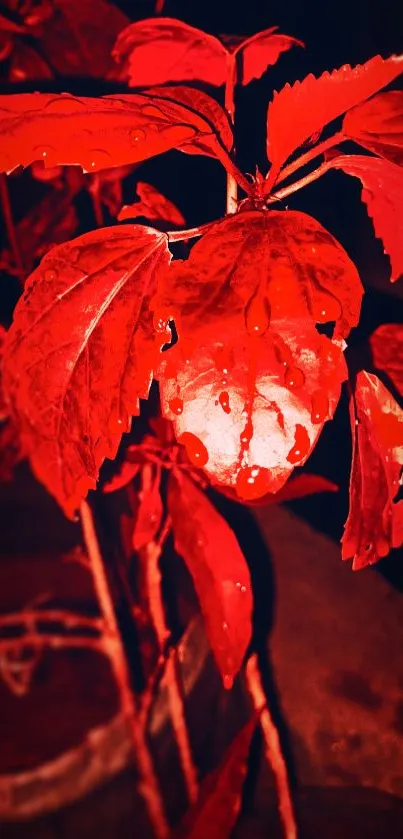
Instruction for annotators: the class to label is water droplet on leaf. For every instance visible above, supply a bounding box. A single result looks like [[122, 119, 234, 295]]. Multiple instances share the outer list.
[[179, 432, 208, 467], [44, 268, 57, 282], [245, 292, 271, 336], [284, 366, 305, 389], [287, 425, 311, 464], [169, 397, 183, 415], [236, 465, 271, 500], [311, 292, 342, 323], [240, 418, 253, 446], [218, 391, 231, 414], [132, 129, 146, 143], [109, 414, 124, 434], [311, 391, 329, 424]]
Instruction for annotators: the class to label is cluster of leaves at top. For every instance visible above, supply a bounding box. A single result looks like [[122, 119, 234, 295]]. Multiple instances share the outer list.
[[1, 0, 403, 696]]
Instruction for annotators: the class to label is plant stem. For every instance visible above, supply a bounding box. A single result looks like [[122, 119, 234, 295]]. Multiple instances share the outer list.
[[270, 131, 345, 191], [154, 0, 165, 12], [225, 52, 238, 215], [0, 173, 25, 284], [266, 160, 332, 205], [80, 500, 169, 839], [167, 220, 217, 242], [245, 654, 297, 839], [90, 176, 104, 227]]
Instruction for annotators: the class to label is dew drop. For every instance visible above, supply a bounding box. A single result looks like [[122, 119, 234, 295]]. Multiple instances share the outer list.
[[236, 465, 271, 500], [274, 341, 294, 368], [311, 390, 329, 424], [141, 104, 165, 119], [287, 424, 311, 464], [284, 366, 305, 390], [223, 674, 234, 691], [179, 432, 208, 467], [87, 148, 113, 170], [161, 124, 197, 143], [245, 292, 271, 336], [44, 268, 57, 282], [311, 292, 342, 323], [169, 397, 183, 415], [218, 391, 231, 414], [240, 418, 253, 446], [109, 414, 124, 434], [153, 310, 170, 333], [132, 128, 146, 143]]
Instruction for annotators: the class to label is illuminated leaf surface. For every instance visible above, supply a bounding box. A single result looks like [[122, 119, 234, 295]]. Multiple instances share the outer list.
[[0, 88, 231, 175], [267, 54, 403, 171], [342, 371, 403, 569], [3, 225, 171, 516], [328, 154, 403, 281], [370, 324, 403, 396], [168, 470, 252, 685], [343, 91, 403, 166], [114, 18, 299, 89], [175, 717, 257, 839], [118, 181, 185, 226], [158, 211, 361, 499]]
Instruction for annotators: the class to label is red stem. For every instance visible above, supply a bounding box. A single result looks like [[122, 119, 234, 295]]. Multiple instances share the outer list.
[[266, 160, 332, 205], [225, 52, 238, 215], [263, 130, 345, 199], [0, 173, 25, 284]]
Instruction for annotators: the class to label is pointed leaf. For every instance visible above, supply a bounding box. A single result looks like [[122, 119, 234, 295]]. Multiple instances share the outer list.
[[0, 88, 231, 175], [158, 211, 361, 499], [113, 17, 227, 86], [0, 12, 28, 34], [167, 470, 252, 686], [118, 181, 185, 226], [343, 91, 403, 166], [3, 225, 171, 517], [102, 460, 141, 493], [342, 371, 403, 569], [370, 323, 403, 396], [175, 717, 257, 839], [38, 0, 129, 79], [132, 466, 163, 550], [267, 54, 403, 171], [327, 154, 403, 281], [238, 27, 303, 86]]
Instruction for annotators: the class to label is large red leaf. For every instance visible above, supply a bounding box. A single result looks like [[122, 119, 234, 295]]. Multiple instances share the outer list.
[[113, 18, 300, 89], [2, 225, 171, 517], [0, 88, 232, 175], [175, 717, 257, 839], [327, 154, 403, 281], [342, 372, 403, 569], [38, 0, 129, 79], [266, 54, 403, 173], [167, 470, 252, 687], [343, 91, 403, 166], [157, 210, 361, 499], [370, 324, 403, 397], [118, 181, 185, 226]]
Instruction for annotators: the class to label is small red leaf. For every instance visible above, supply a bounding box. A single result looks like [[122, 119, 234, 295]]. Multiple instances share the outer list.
[[239, 27, 303, 86], [267, 54, 403, 172], [3, 225, 171, 516], [102, 460, 141, 493], [175, 717, 257, 839], [158, 211, 361, 499], [38, 0, 129, 79], [342, 371, 403, 569], [215, 473, 338, 506], [343, 91, 403, 166], [118, 181, 185, 226], [167, 470, 252, 686], [327, 154, 403, 281], [8, 42, 52, 81], [132, 467, 163, 550], [370, 324, 403, 396], [113, 17, 227, 86], [0, 88, 232, 175]]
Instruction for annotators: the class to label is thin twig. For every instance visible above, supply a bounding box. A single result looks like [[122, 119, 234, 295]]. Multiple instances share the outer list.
[[245, 654, 297, 839], [165, 651, 199, 804], [225, 52, 238, 215], [269, 131, 345, 192], [80, 500, 169, 839], [0, 173, 25, 283], [166, 219, 217, 243], [89, 175, 104, 227], [0, 609, 105, 634]]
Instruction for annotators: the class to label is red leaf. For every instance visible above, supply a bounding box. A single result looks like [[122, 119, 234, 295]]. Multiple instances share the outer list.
[[3, 225, 171, 517], [113, 18, 300, 89], [38, 0, 129, 79], [370, 324, 403, 396], [0, 88, 232, 175], [167, 470, 252, 686], [175, 717, 257, 839], [342, 371, 403, 569], [8, 41, 53, 81], [0, 13, 28, 35], [343, 91, 403, 167], [147, 85, 233, 160], [102, 460, 141, 493], [158, 210, 361, 499], [267, 54, 403, 172], [239, 27, 303, 86], [216, 472, 338, 506], [327, 154, 403, 281], [132, 466, 163, 550], [118, 181, 185, 226], [113, 17, 227, 86]]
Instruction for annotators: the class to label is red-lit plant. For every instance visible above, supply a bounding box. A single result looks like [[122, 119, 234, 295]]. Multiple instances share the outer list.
[[0, 5, 403, 838]]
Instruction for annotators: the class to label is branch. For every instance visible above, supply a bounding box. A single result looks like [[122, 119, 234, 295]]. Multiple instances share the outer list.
[[0, 609, 105, 635], [225, 52, 238, 215], [245, 654, 297, 839], [166, 220, 217, 243], [266, 160, 331, 205], [0, 173, 25, 283], [270, 131, 345, 191]]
